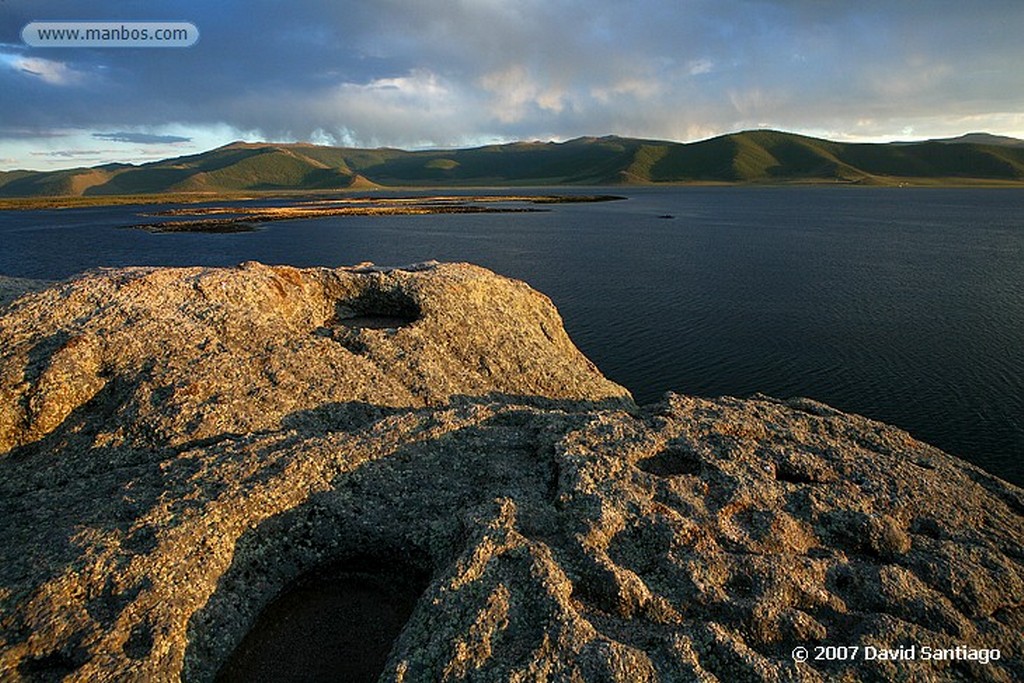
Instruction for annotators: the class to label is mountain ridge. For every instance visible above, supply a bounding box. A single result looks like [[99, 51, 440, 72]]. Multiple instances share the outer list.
[[893, 132, 1024, 148], [3, 129, 1024, 197]]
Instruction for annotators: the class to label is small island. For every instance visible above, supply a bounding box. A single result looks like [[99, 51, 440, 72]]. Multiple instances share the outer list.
[[125, 194, 626, 233]]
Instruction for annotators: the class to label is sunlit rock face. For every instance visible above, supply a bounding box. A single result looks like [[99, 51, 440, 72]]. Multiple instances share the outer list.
[[0, 260, 630, 454], [0, 263, 1021, 682]]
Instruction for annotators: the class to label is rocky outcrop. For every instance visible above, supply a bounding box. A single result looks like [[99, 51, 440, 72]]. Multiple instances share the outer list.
[[0, 261, 627, 454], [0, 263, 1021, 682]]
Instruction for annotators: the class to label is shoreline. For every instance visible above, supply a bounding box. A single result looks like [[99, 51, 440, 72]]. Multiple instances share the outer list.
[[123, 194, 625, 233], [3, 180, 1023, 211]]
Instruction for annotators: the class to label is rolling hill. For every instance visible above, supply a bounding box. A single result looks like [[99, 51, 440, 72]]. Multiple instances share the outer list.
[[3, 130, 1024, 197]]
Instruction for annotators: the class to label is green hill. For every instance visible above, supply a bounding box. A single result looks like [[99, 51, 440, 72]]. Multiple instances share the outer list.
[[3, 130, 1024, 197]]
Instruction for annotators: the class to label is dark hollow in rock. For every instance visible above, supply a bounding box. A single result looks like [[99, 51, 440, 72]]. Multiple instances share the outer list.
[[18, 646, 87, 681], [216, 558, 429, 683], [774, 462, 818, 485], [332, 287, 421, 330], [122, 622, 155, 661], [638, 446, 702, 477]]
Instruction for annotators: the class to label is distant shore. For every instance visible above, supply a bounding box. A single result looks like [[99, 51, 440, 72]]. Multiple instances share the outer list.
[[122, 194, 625, 233], [3, 177, 1023, 212]]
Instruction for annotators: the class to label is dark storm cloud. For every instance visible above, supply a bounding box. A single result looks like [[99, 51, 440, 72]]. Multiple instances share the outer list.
[[1, 0, 1023, 160]]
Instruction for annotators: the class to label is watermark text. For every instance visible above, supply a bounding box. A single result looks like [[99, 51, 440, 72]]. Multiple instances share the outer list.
[[22, 22, 199, 48]]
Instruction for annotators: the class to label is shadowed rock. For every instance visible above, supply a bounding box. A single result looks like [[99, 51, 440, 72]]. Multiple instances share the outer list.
[[0, 275, 53, 308], [0, 263, 1021, 682]]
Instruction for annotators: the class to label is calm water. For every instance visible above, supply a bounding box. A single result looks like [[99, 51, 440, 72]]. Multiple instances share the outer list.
[[2, 187, 1022, 485]]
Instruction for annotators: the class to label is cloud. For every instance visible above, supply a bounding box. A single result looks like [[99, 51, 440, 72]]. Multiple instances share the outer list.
[[31, 149, 112, 158], [0, 128, 71, 140], [478, 65, 570, 124], [0, 0, 1022, 168], [687, 59, 714, 76], [92, 132, 192, 144], [590, 77, 660, 105], [4, 55, 85, 85]]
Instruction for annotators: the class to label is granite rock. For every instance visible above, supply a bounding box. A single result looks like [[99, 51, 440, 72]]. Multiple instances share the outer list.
[[0, 261, 628, 454], [0, 263, 1021, 682]]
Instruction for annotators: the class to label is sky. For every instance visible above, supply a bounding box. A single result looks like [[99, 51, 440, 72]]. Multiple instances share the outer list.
[[1, 0, 1023, 171]]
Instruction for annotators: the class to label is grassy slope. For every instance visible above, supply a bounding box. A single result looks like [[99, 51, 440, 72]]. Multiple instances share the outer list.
[[3, 131, 1024, 198]]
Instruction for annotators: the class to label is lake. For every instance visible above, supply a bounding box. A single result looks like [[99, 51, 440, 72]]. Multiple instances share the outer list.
[[1, 187, 1022, 485]]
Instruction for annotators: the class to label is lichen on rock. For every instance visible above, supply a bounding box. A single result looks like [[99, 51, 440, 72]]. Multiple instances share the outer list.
[[0, 262, 1021, 682]]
